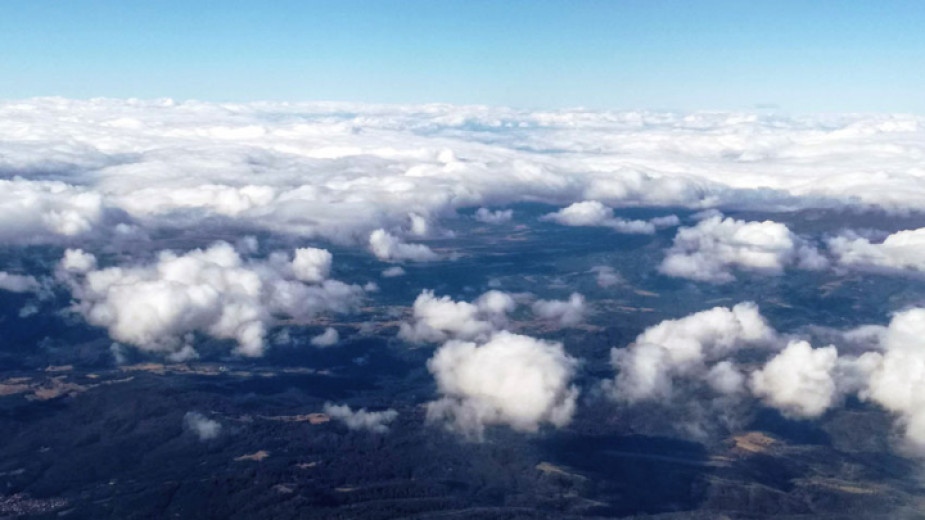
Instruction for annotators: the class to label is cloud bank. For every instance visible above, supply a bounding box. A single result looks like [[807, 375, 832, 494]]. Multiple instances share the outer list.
[[2, 99, 924, 248]]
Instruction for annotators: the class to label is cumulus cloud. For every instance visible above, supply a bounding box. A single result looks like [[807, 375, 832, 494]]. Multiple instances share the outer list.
[[0, 179, 104, 243], [541, 201, 678, 235], [828, 227, 925, 276], [310, 327, 340, 347], [184, 411, 222, 441], [864, 308, 925, 453], [426, 331, 579, 439], [63, 242, 363, 358], [0, 272, 40, 293], [606, 301, 925, 449], [381, 266, 406, 278], [750, 340, 840, 418], [609, 302, 776, 402], [368, 229, 439, 262], [324, 403, 398, 433], [531, 293, 586, 326], [399, 289, 516, 344], [659, 215, 827, 283], [474, 207, 513, 224], [59, 248, 97, 274], [291, 247, 332, 283]]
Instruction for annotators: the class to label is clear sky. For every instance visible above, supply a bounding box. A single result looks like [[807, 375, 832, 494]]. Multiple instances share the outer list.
[[2, 0, 924, 113]]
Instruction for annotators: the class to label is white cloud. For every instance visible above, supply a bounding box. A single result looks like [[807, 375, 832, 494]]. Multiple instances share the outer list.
[[2, 100, 925, 249], [541, 201, 678, 235], [426, 331, 579, 439], [310, 327, 340, 347], [542, 201, 612, 227], [184, 411, 222, 441], [474, 208, 513, 224], [291, 247, 332, 283], [864, 308, 925, 453], [381, 266, 406, 278], [399, 289, 515, 344], [324, 403, 398, 433], [408, 212, 430, 236], [828, 227, 925, 276], [750, 340, 840, 418], [368, 229, 439, 262], [59, 248, 97, 274], [0, 179, 104, 243], [609, 302, 776, 402], [607, 301, 925, 450], [0, 272, 40, 293], [64, 242, 363, 358], [659, 215, 826, 283], [531, 293, 586, 326]]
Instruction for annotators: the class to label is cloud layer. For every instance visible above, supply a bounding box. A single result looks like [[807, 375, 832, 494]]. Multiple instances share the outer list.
[[2, 99, 924, 248]]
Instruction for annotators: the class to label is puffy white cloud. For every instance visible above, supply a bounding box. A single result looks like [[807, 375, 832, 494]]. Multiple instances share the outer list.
[[541, 201, 678, 235], [310, 327, 340, 347], [474, 207, 513, 224], [0, 179, 104, 243], [291, 247, 332, 283], [706, 360, 746, 395], [610, 302, 776, 402], [864, 309, 925, 452], [531, 293, 586, 326], [542, 201, 612, 227], [426, 331, 579, 439], [607, 301, 925, 450], [368, 229, 439, 262], [184, 411, 222, 441], [324, 403, 398, 433], [750, 340, 840, 418], [59, 248, 97, 274], [381, 266, 406, 278], [650, 214, 681, 228], [0, 272, 40, 293], [399, 289, 515, 344], [828, 227, 925, 276], [659, 216, 826, 283], [408, 212, 430, 236], [64, 242, 363, 358]]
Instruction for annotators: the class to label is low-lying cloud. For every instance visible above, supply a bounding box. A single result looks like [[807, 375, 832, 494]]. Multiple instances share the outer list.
[[324, 403, 398, 433], [541, 201, 678, 234], [61, 242, 364, 358], [427, 331, 579, 439], [659, 215, 827, 283], [184, 411, 222, 441]]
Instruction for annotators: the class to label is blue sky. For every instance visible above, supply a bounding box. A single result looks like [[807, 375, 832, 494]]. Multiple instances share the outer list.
[[2, 1, 924, 113]]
